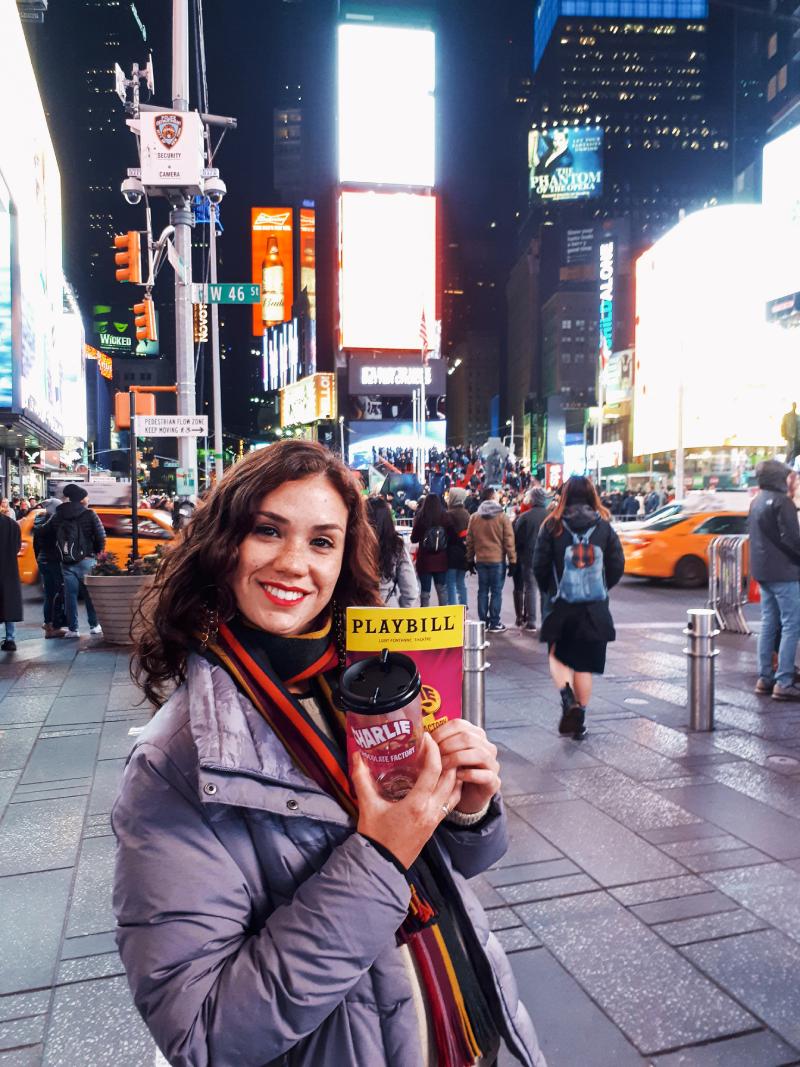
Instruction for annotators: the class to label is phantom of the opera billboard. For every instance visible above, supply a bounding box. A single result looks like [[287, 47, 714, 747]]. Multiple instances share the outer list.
[[528, 126, 604, 203]]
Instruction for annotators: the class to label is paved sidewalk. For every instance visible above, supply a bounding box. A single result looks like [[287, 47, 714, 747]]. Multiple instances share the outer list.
[[1, 581, 800, 1065]]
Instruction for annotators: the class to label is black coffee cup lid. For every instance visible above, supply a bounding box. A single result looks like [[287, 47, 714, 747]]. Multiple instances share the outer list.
[[339, 648, 421, 715]]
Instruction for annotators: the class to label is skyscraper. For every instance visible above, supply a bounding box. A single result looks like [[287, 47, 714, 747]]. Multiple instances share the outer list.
[[525, 0, 730, 241]]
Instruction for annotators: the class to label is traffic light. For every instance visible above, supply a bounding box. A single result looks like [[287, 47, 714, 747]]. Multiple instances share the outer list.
[[114, 231, 142, 284], [133, 296, 157, 343]]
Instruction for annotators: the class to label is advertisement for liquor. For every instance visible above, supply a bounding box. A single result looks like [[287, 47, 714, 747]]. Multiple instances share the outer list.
[[346, 606, 465, 737], [251, 207, 294, 337], [529, 126, 604, 203]]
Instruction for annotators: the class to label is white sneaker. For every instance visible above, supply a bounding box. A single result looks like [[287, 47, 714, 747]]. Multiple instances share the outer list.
[[63, 630, 80, 639], [89, 625, 103, 635]]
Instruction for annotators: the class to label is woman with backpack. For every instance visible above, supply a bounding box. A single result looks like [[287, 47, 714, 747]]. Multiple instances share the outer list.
[[445, 487, 470, 606], [365, 496, 419, 607], [411, 492, 452, 606], [533, 475, 624, 740]]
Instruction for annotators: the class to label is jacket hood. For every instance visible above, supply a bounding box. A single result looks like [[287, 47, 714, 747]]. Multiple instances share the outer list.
[[448, 487, 467, 507], [528, 488, 547, 508], [757, 459, 791, 493], [56, 500, 88, 520], [562, 504, 600, 531], [477, 500, 503, 518]]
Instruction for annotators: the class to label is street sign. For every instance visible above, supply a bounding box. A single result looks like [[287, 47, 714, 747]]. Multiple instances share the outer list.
[[192, 283, 261, 304], [136, 414, 209, 437]]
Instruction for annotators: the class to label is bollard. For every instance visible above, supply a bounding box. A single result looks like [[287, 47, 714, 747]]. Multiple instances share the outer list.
[[684, 607, 719, 731], [462, 619, 490, 729]]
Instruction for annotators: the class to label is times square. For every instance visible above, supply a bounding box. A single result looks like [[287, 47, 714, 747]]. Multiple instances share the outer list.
[[3, 0, 800, 1064]]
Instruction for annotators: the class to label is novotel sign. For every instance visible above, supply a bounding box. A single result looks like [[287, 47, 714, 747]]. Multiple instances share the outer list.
[[598, 238, 614, 370]]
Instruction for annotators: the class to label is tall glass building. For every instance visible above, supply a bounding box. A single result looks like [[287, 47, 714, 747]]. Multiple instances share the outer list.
[[526, 0, 731, 243]]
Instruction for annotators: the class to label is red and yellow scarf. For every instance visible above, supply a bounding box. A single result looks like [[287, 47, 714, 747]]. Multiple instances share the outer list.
[[202, 615, 500, 1067]]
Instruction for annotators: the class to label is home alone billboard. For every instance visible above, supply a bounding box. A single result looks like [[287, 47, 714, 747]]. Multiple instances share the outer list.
[[529, 126, 604, 203]]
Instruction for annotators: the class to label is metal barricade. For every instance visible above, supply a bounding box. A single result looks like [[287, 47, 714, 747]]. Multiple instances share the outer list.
[[684, 607, 719, 730], [462, 620, 490, 729], [708, 534, 751, 635]]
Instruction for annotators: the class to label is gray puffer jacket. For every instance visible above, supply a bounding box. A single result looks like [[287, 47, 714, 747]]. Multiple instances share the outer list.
[[112, 655, 544, 1067]]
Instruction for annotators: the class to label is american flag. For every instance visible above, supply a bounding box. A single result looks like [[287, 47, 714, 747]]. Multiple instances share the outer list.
[[419, 309, 429, 354]]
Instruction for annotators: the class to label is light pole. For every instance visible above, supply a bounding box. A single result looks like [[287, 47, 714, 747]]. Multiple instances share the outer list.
[[169, 0, 197, 499]]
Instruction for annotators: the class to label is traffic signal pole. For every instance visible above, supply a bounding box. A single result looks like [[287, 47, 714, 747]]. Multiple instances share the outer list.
[[129, 390, 139, 562], [170, 0, 198, 499]]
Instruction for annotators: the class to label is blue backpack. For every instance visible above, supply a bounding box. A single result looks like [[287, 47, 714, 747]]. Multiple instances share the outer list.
[[554, 521, 608, 604]]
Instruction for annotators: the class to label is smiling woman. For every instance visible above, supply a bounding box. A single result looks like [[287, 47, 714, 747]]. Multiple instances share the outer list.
[[114, 441, 544, 1067]]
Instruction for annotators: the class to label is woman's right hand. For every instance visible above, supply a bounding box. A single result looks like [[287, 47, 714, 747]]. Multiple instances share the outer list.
[[352, 733, 462, 870]]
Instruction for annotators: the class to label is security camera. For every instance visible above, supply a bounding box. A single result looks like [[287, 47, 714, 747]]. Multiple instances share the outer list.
[[121, 177, 144, 206], [204, 176, 227, 205]]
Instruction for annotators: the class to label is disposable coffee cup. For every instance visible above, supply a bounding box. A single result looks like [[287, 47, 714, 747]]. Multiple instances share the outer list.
[[340, 648, 423, 801]]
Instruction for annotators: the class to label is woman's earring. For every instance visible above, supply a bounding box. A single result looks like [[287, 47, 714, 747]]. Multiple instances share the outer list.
[[333, 601, 347, 669], [199, 605, 219, 649]]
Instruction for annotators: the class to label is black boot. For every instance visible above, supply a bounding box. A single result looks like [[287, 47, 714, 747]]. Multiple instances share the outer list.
[[558, 684, 580, 735], [572, 706, 587, 740], [513, 589, 524, 628]]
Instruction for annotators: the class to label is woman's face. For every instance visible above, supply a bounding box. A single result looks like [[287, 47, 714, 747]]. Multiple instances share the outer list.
[[0, 500, 9, 514], [231, 474, 348, 637]]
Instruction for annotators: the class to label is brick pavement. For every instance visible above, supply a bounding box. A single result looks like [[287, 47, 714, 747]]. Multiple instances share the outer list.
[[2, 580, 800, 1065]]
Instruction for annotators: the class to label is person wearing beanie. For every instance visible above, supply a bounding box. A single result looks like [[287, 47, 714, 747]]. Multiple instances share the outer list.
[[44, 484, 107, 638], [748, 459, 800, 699], [445, 487, 470, 606]]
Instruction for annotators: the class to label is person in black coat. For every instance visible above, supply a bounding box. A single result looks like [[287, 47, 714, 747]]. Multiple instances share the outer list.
[[512, 488, 550, 630], [533, 476, 624, 739], [747, 459, 800, 699], [0, 511, 23, 651]]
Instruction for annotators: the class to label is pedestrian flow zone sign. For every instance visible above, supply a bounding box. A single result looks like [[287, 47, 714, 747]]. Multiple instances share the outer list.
[[136, 414, 209, 437], [192, 283, 261, 304]]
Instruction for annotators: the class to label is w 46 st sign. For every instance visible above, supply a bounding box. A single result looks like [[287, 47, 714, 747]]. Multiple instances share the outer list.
[[192, 283, 260, 304]]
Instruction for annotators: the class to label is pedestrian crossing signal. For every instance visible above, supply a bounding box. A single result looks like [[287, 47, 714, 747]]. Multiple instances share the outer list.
[[133, 297, 157, 342], [114, 231, 142, 284]]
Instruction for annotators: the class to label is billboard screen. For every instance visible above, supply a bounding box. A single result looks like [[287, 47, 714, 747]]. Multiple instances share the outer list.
[[529, 126, 603, 203], [263, 317, 301, 393], [762, 125, 800, 301], [92, 303, 159, 358], [300, 206, 316, 321], [347, 417, 445, 468], [0, 173, 11, 408], [338, 22, 435, 187], [634, 205, 793, 456], [339, 190, 437, 351], [251, 207, 294, 337]]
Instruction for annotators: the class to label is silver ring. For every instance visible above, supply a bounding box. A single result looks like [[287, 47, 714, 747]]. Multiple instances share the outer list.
[[441, 804, 450, 817]]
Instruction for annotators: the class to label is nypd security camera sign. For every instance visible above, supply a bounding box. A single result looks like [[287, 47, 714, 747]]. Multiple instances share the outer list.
[[140, 111, 204, 190]]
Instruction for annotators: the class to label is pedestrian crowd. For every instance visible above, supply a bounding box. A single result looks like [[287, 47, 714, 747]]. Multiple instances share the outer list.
[[0, 482, 107, 649]]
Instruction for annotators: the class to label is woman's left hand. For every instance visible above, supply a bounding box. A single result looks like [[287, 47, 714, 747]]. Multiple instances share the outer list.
[[432, 720, 501, 815]]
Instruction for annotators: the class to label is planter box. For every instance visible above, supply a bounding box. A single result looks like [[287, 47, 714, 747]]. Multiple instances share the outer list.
[[84, 574, 155, 645]]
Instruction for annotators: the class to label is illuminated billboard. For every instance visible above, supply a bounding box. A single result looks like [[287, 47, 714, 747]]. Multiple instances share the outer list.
[[299, 206, 316, 321], [339, 190, 437, 351], [0, 0, 66, 441], [762, 125, 800, 302], [598, 238, 614, 371], [92, 303, 159, 358], [348, 418, 445, 468], [633, 205, 793, 456], [338, 22, 435, 187], [279, 372, 336, 427], [529, 126, 603, 203], [263, 317, 301, 393], [251, 207, 294, 337]]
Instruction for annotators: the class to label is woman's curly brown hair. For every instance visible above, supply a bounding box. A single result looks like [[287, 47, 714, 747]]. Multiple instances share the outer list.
[[133, 440, 381, 707]]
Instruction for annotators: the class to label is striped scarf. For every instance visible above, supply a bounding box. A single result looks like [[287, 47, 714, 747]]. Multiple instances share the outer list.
[[202, 615, 500, 1067]]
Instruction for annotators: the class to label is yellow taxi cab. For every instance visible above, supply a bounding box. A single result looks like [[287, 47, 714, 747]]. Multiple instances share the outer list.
[[617, 508, 749, 587], [18, 507, 175, 585]]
